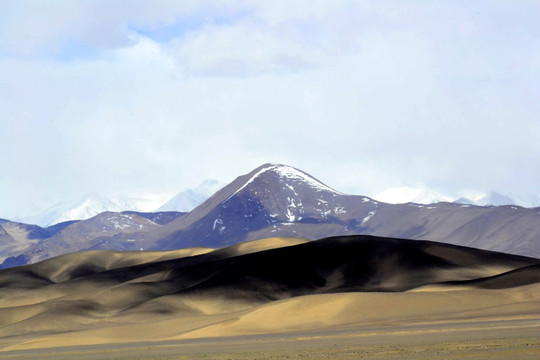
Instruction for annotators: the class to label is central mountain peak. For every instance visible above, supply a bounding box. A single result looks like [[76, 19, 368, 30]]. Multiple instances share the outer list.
[[225, 163, 342, 202], [162, 163, 367, 249]]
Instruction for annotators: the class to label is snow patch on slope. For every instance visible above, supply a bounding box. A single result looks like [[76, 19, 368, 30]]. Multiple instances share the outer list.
[[361, 211, 376, 226], [225, 164, 342, 202], [273, 165, 342, 195], [103, 214, 143, 231], [224, 165, 276, 202]]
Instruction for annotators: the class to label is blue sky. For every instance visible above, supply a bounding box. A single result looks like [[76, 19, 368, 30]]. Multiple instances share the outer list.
[[1, 0, 539, 218]]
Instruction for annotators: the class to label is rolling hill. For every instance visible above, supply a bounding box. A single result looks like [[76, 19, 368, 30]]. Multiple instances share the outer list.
[[0, 235, 538, 351]]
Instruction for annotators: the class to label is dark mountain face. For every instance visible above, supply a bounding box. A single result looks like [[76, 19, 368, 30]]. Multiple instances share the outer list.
[[1, 163, 539, 268], [157, 164, 540, 259], [121, 211, 184, 225], [157, 164, 379, 249], [0, 212, 185, 268]]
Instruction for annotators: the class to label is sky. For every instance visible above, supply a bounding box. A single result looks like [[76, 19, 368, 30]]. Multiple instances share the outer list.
[[1, 0, 539, 219]]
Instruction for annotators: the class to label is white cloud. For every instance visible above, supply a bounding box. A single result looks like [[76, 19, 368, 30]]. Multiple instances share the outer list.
[[1, 1, 539, 218], [169, 22, 320, 78]]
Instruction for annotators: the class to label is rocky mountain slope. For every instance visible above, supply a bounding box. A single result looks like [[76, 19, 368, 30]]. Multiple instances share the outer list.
[[154, 164, 540, 258], [1, 163, 539, 268], [0, 212, 184, 268]]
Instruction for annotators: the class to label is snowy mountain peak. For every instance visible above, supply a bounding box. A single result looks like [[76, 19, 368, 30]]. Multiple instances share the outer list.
[[270, 164, 343, 195], [476, 191, 516, 206], [373, 186, 452, 205], [157, 179, 223, 212], [23, 193, 124, 227], [374, 187, 540, 208], [227, 164, 341, 201]]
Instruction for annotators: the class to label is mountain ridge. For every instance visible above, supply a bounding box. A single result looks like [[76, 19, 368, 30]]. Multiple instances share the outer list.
[[20, 181, 223, 227], [12, 166, 539, 228], [1, 163, 539, 268]]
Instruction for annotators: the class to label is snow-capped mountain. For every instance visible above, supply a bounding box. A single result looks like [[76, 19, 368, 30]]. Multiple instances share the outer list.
[[156, 163, 540, 258], [453, 191, 540, 207], [374, 187, 540, 208], [22, 194, 125, 227], [3, 163, 540, 268], [158, 163, 380, 249], [157, 180, 223, 212], [373, 186, 453, 205], [15, 169, 540, 229], [509, 193, 540, 208], [110, 193, 173, 213], [20, 181, 223, 227], [473, 192, 515, 206], [22, 192, 172, 227]]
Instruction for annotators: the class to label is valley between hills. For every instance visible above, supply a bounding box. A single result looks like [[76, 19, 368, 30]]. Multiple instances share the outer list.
[[0, 164, 539, 359]]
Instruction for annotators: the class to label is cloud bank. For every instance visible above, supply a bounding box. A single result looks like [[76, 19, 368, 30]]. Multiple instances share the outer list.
[[1, 1, 539, 218]]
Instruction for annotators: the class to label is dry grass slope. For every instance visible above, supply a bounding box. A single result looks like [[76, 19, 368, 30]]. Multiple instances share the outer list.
[[0, 235, 538, 354]]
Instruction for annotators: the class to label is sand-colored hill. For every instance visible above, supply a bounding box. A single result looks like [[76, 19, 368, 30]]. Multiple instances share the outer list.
[[0, 235, 539, 357]]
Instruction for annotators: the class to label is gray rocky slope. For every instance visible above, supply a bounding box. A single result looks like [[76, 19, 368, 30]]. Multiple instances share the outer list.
[[1, 163, 539, 267]]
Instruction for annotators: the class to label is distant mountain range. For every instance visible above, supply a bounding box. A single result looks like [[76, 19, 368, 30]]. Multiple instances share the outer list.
[[21, 180, 223, 227], [374, 186, 540, 207], [1, 163, 539, 268], [156, 180, 223, 212], [16, 173, 538, 229]]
